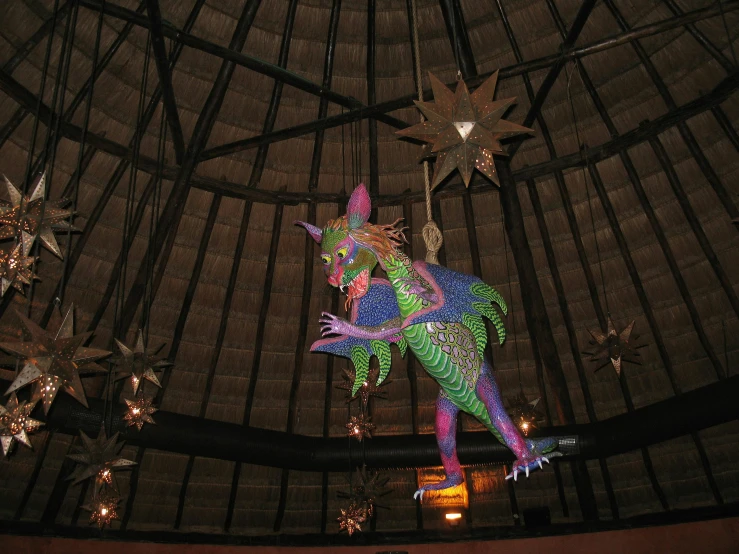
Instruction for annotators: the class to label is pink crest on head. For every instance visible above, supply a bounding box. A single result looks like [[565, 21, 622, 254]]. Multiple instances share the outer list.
[[294, 221, 323, 244], [347, 183, 371, 229]]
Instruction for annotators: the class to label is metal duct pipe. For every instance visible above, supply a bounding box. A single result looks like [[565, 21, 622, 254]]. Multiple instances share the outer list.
[[39, 374, 739, 471]]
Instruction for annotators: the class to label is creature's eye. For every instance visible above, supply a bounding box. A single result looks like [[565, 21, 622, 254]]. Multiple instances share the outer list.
[[321, 255, 331, 265], [336, 247, 348, 260]]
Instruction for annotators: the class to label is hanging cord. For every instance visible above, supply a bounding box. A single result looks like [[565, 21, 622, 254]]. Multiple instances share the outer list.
[[409, 0, 443, 264], [717, 0, 738, 67], [566, 61, 609, 317], [502, 219, 523, 391]]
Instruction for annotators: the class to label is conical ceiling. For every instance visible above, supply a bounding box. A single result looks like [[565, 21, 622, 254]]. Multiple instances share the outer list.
[[0, 0, 738, 540]]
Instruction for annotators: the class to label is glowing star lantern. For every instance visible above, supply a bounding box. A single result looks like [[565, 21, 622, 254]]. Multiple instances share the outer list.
[[337, 503, 368, 536], [66, 425, 136, 495], [0, 240, 37, 296], [0, 394, 43, 456], [346, 414, 375, 441], [584, 317, 646, 376], [0, 173, 76, 258], [83, 491, 121, 528], [507, 390, 544, 436], [337, 464, 391, 518], [396, 71, 533, 188], [114, 329, 170, 395], [336, 367, 389, 407], [123, 393, 157, 431], [0, 306, 111, 413]]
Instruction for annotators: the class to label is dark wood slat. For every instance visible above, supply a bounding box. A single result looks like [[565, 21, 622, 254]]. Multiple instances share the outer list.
[[225, 201, 284, 531], [603, 0, 739, 220], [77, 0, 406, 133], [0, 107, 28, 150], [367, 0, 379, 203], [145, 0, 185, 164], [171, 194, 222, 530], [438, 0, 477, 78], [2, 1, 72, 74], [199, 2, 738, 160], [116, 0, 262, 338], [498, 161, 598, 521], [711, 106, 739, 152]]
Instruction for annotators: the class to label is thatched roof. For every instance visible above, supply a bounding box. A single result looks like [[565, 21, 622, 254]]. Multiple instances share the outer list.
[[0, 0, 738, 543]]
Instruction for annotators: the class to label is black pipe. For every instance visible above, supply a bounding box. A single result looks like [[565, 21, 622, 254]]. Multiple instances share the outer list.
[[36, 374, 739, 472]]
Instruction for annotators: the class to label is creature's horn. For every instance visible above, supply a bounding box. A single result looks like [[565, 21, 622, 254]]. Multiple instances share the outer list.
[[294, 221, 322, 244]]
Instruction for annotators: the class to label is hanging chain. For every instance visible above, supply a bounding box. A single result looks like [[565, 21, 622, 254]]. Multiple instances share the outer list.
[[410, 0, 443, 264]]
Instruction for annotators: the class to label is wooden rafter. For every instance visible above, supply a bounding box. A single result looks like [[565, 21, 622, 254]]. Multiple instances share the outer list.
[[145, 0, 185, 164], [438, 0, 477, 78]]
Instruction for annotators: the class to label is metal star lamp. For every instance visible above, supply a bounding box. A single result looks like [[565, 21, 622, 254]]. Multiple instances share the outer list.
[[346, 413, 375, 442], [0, 394, 43, 456], [0, 239, 38, 296], [584, 317, 646, 376], [123, 393, 158, 431], [396, 71, 533, 188], [507, 389, 544, 437], [337, 502, 368, 536], [66, 425, 136, 496], [337, 464, 391, 518], [114, 329, 171, 395], [82, 490, 121, 529], [336, 366, 389, 407], [0, 173, 75, 258], [0, 306, 111, 413]]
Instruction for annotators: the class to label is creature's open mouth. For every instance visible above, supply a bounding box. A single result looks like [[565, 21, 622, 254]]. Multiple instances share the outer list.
[[340, 268, 370, 310]]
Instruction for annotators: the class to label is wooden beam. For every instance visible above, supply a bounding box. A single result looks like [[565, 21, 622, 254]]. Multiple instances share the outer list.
[[198, 2, 738, 160], [438, 0, 477, 78], [367, 0, 379, 201], [116, 0, 262, 338], [145, 0, 185, 164], [76, 0, 407, 133]]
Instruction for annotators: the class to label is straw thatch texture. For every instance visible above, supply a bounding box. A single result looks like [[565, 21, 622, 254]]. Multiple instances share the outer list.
[[0, 0, 738, 540]]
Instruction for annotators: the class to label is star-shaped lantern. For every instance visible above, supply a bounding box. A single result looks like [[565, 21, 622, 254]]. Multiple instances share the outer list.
[[507, 389, 544, 437], [336, 367, 389, 407], [66, 425, 136, 495], [337, 464, 391, 518], [0, 173, 75, 258], [396, 71, 533, 188], [0, 306, 111, 413], [123, 393, 157, 431], [337, 502, 368, 536], [114, 329, 170, 395], [346, 414, 375, 442], [0, 394, 43, 456], [82, 490, 121, 528], [0, 240, 38, 296], [583, 317, 646, 376]]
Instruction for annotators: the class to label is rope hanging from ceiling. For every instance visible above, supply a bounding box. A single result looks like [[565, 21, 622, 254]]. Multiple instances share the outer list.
[[409, 0, 443, 265]]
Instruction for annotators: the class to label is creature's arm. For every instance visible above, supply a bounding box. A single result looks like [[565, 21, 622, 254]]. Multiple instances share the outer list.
[[392, 277, 438, 304], [320, 312, 402, 341]]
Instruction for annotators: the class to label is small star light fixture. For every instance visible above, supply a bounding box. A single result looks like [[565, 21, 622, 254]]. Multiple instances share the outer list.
[[0, 306, 111, 413], [0, 239, 38, 297], [123, 393, 157, 431], [336, 367, 389, 407], [337, 464, 391, 518], [0, 173, 75, 258], [584, 317, 646, 376], [66, 425, 136, 496], [83, 490, 121, 529], [0, 394, 43, 456], [337, 502, 368, 536], [396, 71, 533, 188], [114, 329, 170, 395], [507, 390, 544, 437], [346, 414, 375, 442]]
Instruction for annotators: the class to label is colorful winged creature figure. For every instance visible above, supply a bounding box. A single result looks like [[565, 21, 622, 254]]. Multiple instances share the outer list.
[[296, 184, 560, 499]]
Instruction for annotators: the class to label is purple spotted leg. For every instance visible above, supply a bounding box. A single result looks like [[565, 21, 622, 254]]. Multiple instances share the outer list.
[[476, 359, 561, 481], [413, 392, 464, 501]]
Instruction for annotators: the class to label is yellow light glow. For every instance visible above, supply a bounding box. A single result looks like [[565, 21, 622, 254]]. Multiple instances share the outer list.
[[100, 507, 108, 516], [445, 512, 462, 521]]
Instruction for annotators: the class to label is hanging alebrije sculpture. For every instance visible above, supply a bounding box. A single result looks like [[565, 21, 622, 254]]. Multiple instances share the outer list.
[[396, 71, 533, 188], [0, 394, 43, 456], [297, 184, 562, 499], [584, 317, 646, 376], [0, 173, 75, 258], [0, 306, 111, 413]]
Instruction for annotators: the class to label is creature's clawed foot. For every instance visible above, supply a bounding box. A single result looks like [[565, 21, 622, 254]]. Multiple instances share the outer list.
[[392, 277, 438, 303], [413, 475, 464, 502], [505, 451, 563, 481]]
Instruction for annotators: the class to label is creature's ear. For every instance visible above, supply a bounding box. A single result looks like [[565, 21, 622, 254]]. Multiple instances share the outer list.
[[294, 221, 323, 244], [347, 183, 371, 229]]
